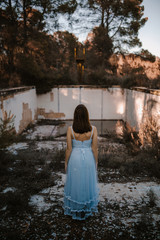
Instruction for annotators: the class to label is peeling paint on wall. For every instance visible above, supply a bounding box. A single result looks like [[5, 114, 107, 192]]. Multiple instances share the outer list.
[[19, 103, 33, 133], [0, 86, 160, 134], [0, 87, 37, 133], [50, 92, 54, 102], [37, 87, 160, 130], [0, 97, 3, 109], [37, 108, 65, 119]]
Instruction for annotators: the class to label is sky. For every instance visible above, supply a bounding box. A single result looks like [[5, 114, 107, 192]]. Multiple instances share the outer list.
[[138, 0, 160, 57], [74, 0, 160, 58]]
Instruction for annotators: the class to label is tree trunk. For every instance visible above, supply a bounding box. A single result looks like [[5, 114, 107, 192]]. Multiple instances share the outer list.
[[101, 7, 104, 27], [23, 0, 27, 53], [8, 0, 15, 78]]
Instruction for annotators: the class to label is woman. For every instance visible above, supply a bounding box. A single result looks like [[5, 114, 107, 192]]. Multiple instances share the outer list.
[[63, 104, 99, 220]]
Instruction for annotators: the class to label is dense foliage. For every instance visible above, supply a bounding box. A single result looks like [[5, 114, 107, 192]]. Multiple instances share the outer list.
[[0, 0, 78, 92], [0, 0, 159, 92]]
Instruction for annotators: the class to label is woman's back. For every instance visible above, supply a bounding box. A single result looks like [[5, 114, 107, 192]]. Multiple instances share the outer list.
[[63, 104, 99, 220], [71, 126, 94, 149], [71, 127, 93, 142], [64, 126, 99, 220]]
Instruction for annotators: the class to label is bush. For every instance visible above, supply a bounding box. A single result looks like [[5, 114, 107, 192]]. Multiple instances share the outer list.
[[0, 111, 16, 150], [140, 49, 156, 62], [116, 121, 141, 154], [147, 189, 158, 207], [139, 111, 160, 160]]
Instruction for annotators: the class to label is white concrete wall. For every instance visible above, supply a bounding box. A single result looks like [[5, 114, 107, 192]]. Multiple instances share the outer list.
[[125, 89, 160, 129], [0, 88, 37, 133], [1, 86, 159, 133], [81, 88, 102, 119], [37, 88, 58, 113], [102, 88, 126, 120], [60, 88, 80, 119], [37, 86, 160, 130], [37, 87, 126, 120]]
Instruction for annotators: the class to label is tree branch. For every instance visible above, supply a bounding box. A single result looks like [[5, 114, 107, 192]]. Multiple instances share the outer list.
[[110, 18, 123, 39]]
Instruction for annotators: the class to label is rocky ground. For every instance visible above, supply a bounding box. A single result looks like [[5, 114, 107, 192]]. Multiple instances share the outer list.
[[0, 121, 160, 240]]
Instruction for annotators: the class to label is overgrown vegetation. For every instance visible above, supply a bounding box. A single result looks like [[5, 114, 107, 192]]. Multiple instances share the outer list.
[[139, 112, 160, 160], [116, 111, 160, 160], [0, 119, 160, 239], [0, 111, 16, 150], [1, 0, 159, 93], [147, 189, 158, 208], [111, 113, 160, 179]]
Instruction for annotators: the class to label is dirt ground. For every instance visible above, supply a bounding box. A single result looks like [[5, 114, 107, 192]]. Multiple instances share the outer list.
[[0, 121, 160, 240]]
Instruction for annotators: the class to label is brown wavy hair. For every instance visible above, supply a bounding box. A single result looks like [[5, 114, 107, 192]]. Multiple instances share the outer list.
[[73, 104, 92, 133]]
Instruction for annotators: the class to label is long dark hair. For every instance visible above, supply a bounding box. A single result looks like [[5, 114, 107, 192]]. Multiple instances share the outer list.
[[73, 104, 92, 133]]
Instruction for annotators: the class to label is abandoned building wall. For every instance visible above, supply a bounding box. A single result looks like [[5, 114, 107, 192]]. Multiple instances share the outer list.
[[0, 87, 37, 133], [0, 86, 159, 134], [37, 88, 79, 119], [37, 87, 126, 120], [125, 88, 160, 129], [37, 86, 160, 130]]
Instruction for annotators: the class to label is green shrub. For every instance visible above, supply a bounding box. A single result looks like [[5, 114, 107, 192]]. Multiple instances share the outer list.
[[0, 111, 15, 150]]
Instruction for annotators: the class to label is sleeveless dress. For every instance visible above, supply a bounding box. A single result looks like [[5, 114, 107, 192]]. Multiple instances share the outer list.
[[63, 126, 99, 220]]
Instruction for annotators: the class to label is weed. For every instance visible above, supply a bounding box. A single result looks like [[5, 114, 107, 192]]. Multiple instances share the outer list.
[[5, 231, 21, 240], [119, 160, 143, 176], [49, 148, 65, 171], [5, 190, 29, 212], [147, 189, 158, 208], [0, 111, 16, 150], [139, 111, 160, 160], [116, 121, 141, 155], [0, 150, 15, 176], [149, 160, 160, 179]]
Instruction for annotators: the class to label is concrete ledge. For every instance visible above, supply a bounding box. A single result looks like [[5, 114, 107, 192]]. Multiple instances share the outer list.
[[131, 87, 160, 96], [51, 85, 160, 95], [52, 85, 121, 89], [0, 86, 35, 97]]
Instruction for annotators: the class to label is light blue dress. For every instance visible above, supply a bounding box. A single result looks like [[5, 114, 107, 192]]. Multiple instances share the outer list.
[[63, 126, 99, 220]]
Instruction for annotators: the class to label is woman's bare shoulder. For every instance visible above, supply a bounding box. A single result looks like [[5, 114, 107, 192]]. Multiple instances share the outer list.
[[67, 126, 72, 134], [92, 125, 97, 130], [92, 126, 97, 135]]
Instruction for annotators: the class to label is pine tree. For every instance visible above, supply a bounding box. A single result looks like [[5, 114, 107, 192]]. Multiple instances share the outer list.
[[0, 0, 78, 89], [75, 0, 147, 52]]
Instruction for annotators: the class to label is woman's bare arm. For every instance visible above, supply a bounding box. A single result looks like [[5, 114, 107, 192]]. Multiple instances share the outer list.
[[91, 127, 98, 168], [65, 127, 72, 172]]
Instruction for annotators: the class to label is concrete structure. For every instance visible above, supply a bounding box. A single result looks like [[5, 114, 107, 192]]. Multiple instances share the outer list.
[[0, 86, 160, 133], [0, 87, 37, 133], [37, 86, 160, 130], [125, 87, 160, 129]]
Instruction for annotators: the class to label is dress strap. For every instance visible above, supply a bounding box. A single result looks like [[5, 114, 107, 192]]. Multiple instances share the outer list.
[[90, 126, 94, 139], [71, 126, 75, 139]]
